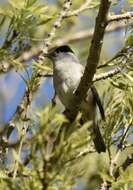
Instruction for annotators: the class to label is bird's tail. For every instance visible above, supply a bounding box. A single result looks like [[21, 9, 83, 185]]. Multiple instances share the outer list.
[[92, 122, 106, 153]]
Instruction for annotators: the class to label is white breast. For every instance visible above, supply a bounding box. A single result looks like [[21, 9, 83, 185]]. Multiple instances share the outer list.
[[53, 53, 84, 109]]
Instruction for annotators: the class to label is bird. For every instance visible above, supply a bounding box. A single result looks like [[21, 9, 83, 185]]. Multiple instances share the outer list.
[[46, 45, 106, 153]]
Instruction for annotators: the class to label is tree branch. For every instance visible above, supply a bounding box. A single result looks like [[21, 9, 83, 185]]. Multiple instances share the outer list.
[[93, 67, 122, 82], [108, 12, 133, 23], [65, 0, 92, 17]]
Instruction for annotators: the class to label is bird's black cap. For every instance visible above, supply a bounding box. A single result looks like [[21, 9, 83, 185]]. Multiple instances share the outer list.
[[54, 45, 74, 54], [44, 45, 74, 59]]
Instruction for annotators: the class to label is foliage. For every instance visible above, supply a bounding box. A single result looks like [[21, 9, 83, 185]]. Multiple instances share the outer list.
[[0, 0, 133, 190]]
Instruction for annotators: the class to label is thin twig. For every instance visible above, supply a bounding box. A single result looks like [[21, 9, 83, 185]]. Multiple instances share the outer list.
[[100, 181, 109, 190], [114, 154, 133, 179], [108, 12, 133, 23], [109, 121, 132, 178], [39, 0, 72, 58], [93, 67, 122, 82], [65, 0, 92, 17]]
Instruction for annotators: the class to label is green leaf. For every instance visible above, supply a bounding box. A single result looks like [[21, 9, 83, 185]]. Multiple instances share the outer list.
[[0, 16, 6, 28], [30, 4, 48, 14], [123, 73, 133, 83], [38, 15, 53, 25], [26, 0, 38, 7], [0, 7, 12, 17], [9, 0, 25, 9], [126, 34, 133, 46]]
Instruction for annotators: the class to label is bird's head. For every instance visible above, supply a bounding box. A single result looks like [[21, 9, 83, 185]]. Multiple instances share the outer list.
[[45, 45, 77, 63]]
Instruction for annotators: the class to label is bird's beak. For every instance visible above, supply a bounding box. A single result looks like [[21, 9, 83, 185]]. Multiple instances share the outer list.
[[43, 49, 55, 60], [43, 46, 57, 60], [43, 53, 52, 59]]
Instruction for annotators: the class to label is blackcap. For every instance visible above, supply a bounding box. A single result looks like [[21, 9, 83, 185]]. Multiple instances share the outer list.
[[47, 45, 106, 153]]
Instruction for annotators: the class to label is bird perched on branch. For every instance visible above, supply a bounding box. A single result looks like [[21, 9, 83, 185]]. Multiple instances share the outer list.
[[46, 45, 106, 153]]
